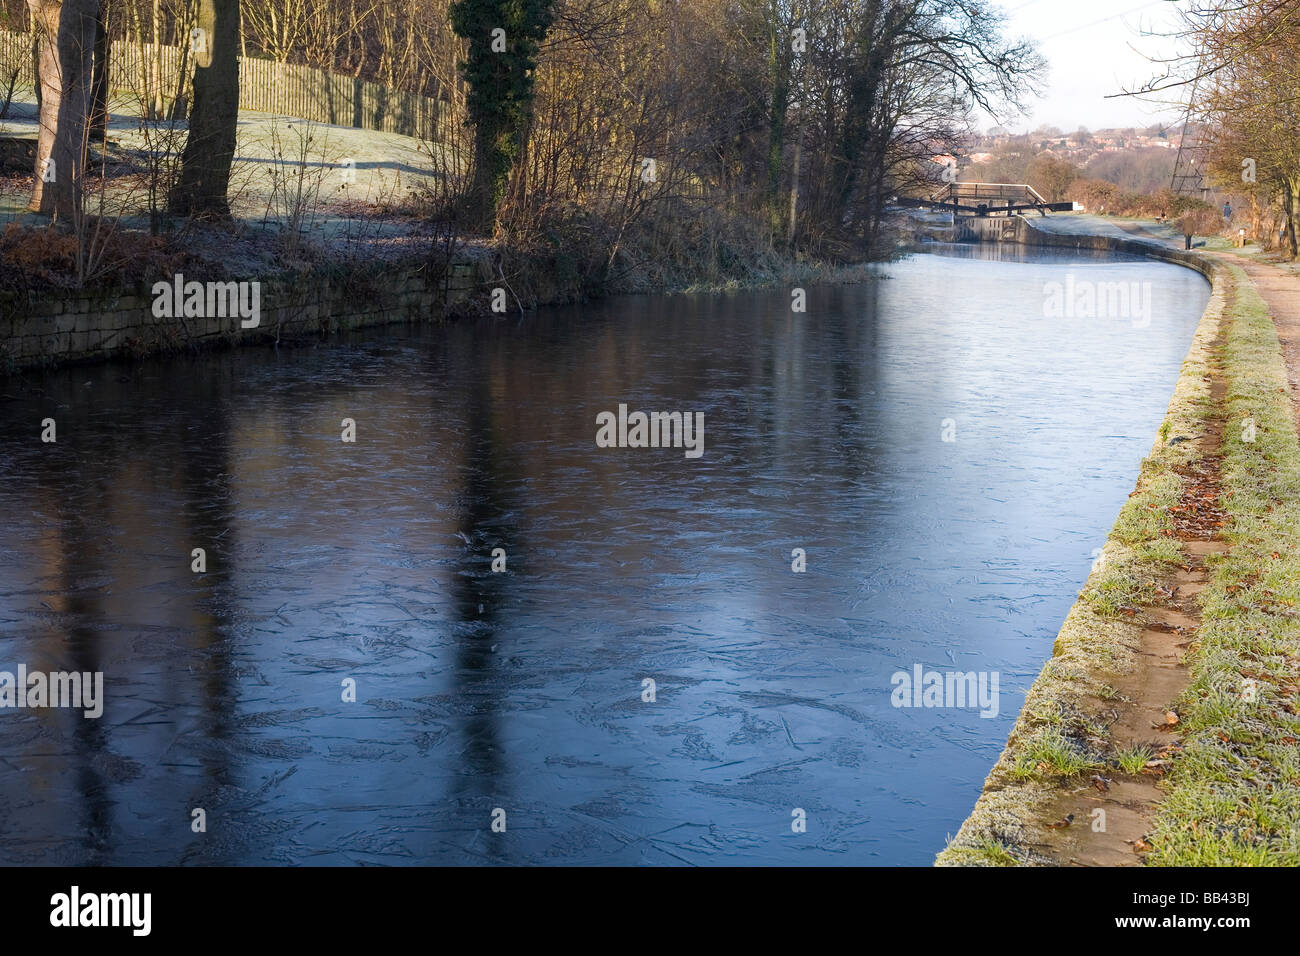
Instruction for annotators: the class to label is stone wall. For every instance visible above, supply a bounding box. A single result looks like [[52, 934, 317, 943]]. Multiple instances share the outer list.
[[1016, 218, 1215, 280], [968, 215, 1216, 281], [1, 260, 488, 372], [953, 215, 1023, 242]]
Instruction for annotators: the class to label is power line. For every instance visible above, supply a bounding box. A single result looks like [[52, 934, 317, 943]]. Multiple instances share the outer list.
[[1003, 0, 1053, 14], [1036, 0, 1173, 43]]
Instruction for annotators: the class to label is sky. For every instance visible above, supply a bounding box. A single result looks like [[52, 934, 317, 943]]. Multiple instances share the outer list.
[[988, 0, 1196, 134]]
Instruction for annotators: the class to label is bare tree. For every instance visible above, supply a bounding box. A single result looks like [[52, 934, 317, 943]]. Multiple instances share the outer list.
[[28, 0, 101, 220], [168, 0, 239, 218]]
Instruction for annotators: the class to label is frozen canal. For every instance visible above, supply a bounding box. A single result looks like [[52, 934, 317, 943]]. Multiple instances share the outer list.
[[0, 245, 1209, 864]]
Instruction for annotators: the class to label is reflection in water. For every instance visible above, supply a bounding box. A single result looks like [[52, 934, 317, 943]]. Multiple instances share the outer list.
[[0, 249, 1209, 864], [448, 350, 517, 861]]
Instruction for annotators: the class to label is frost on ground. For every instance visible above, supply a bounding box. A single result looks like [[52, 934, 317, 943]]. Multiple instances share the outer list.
[[0, 94, 486, 281]]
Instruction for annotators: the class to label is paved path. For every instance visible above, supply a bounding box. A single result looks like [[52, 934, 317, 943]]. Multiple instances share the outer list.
[[1216, 254, 1300, 429], [1029, 212, 1199, 249]]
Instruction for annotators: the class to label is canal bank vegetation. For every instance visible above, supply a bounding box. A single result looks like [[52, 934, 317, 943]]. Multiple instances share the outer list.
[[937, 260, 1300, 867], [935, 257, 1222, 865], [1, 0, 1044, 320], [1146, 265, 1300, 865]]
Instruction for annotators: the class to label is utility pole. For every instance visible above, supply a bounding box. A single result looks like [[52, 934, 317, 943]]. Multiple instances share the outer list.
[[1170, 54, 1209, 200]]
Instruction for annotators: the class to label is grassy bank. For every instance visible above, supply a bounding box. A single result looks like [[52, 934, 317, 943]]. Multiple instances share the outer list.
[[488, 200, 881, 309], [1145, 264, 1300, 865], [937, 258, 1300, 866]]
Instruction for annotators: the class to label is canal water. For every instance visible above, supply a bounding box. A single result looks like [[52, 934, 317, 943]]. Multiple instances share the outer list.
[[0, 246, 1209, 865]]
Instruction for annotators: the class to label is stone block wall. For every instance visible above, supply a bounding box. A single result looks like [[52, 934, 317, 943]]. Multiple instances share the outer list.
[[1, 259, 489, 371]]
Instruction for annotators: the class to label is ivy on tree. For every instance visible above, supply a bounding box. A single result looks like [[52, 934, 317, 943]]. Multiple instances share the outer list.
[[450, 0, 555, 227]]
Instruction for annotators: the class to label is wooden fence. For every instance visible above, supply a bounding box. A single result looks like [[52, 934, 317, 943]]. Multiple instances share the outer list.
[[0, 29, 441, 141]]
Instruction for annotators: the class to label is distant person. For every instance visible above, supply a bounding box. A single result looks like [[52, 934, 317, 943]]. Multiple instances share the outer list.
[[1223, 201, 1233, 221]]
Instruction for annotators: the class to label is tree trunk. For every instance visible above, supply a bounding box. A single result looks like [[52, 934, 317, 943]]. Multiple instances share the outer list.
[[148, 0, 163, 118], [468, 119, 512, 227], [28, 0, 99, 220], [30, 29, 41, 112], [787, 137, 800, 246], [169, 34, 191, 121], [834, 0, 886, 229], [89, 3, 108, 141], [169, 0, 240, 219], [1280, 180, 1299, 260], [1289, 179, 1300, 260], [169, 0, 198, 121], [765, 22, 790, 223]]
